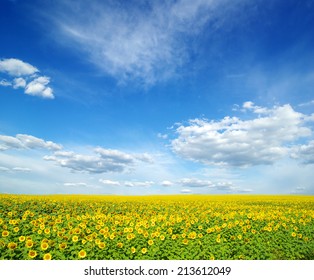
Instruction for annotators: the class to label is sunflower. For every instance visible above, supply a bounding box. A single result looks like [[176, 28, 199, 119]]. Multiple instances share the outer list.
[[7, 242, 17, 250], [148, 239, 154, 246], [72, 235, 79, 242], [98, 242, 106, 249], [182, 239, 188, 245], [44, 228, 50, 234], [291, 232, 297, 237], [2, 230, 9, 237], [28, 250, 37, 259], [141, 248, 147, 254], [117, 242, 123, 248], [59, 243, 67, 250], [19, 235, 26, 242], [131, 247, 136, 254], [41, 242, 49, 251], [43, 253, 52, 260], [78, 250, 87, 259], [13, 227, 19, 233], [25, 240, 34, 248]]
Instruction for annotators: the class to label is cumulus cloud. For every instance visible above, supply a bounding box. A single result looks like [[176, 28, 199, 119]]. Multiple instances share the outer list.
[[24, 76, 54, 99], [44, 148, 153, 174], [0, 134, 62, 151], [171, 103, 314, 167], [291, 141, 314, 164], [0, 58, 38, 76], [0, 58, 54, 99], [43, 0, 248, 85], [13, 77, 26, 89]]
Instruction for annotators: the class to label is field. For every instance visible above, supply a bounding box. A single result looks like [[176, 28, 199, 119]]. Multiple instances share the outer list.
[[0, 194, 313, 260]]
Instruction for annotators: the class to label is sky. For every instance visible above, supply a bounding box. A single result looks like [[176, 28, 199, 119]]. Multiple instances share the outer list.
[[0, 0, 314, 195]]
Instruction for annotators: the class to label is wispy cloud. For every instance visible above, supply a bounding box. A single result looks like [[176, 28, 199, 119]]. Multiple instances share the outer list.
[[171, 102, 314, 167], [0, 58, 54, 99], [41, 0, 248, 85]]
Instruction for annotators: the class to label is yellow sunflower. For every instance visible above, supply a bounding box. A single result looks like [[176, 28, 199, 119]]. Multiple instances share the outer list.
[[43, 253, 52, 260], [78, 250, 87, 259]]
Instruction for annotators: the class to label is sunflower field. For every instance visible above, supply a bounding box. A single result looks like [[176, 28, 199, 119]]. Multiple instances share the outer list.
[[0, 194, 313, 260]]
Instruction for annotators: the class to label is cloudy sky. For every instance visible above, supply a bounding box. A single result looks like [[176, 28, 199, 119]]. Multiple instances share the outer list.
[[0, 0, 314, 195]]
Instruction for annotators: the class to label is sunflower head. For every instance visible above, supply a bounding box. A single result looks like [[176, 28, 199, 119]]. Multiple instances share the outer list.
[[43, 253, 52, 260], [78, 250, 87, 259]]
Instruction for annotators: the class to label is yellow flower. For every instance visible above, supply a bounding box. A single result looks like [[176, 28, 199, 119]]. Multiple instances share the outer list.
[[2, 230, 9, 237], [44, 228, 50, 234], [78, 250, 87, 259], [59, 243, 67, 250], [131, 247, 136, 254], [25, 240, 34, 248], [160, 235, 165, 241], [291, 232, 297, 237], [237, 234, 242, 240], [13, 227, 19, 233], [43, 253, 52, 260], [41, 242, 49, 251], [216, 238, 221, 243], [98, 242, 106, 249], [72, 235, 79, 242], [19, 236, 26, 242], [171, 234, 177, 240], [28, 250, 37, 259], [141, 248, 147, 254], [148, 239, 154, 246], [117, 242, 123, 248], [8, 242, 17, 250], [182, 239, 188, 245]]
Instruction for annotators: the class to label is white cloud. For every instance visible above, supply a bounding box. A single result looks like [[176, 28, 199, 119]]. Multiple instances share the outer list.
[[0, 58, 38, 76], [179, 178, 212, 188], [0, 79, 12, 86], [171, 103, 314, 167], [0, 134, 62, 151], [124, 181, 154, 187], [25, 76, 54, 99], [0, 166, 31, 173], [161, 180, 173, 187], [99, 179, 121, 186], [0, 167, 10, 172], [291, 141, 314, 164], [180, 189, 192, 193], [64, 182, 87, 187], [44, 147, 153, 174], [12, 167, 31, 172], [13, 77, 26, 89], [43, 0, 248, 85], [0, 58, 55, 99], [99, 179, 155, 187]]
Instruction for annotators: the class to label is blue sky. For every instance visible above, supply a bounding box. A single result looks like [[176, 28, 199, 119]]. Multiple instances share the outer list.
[[0, 0, 314, 195]]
